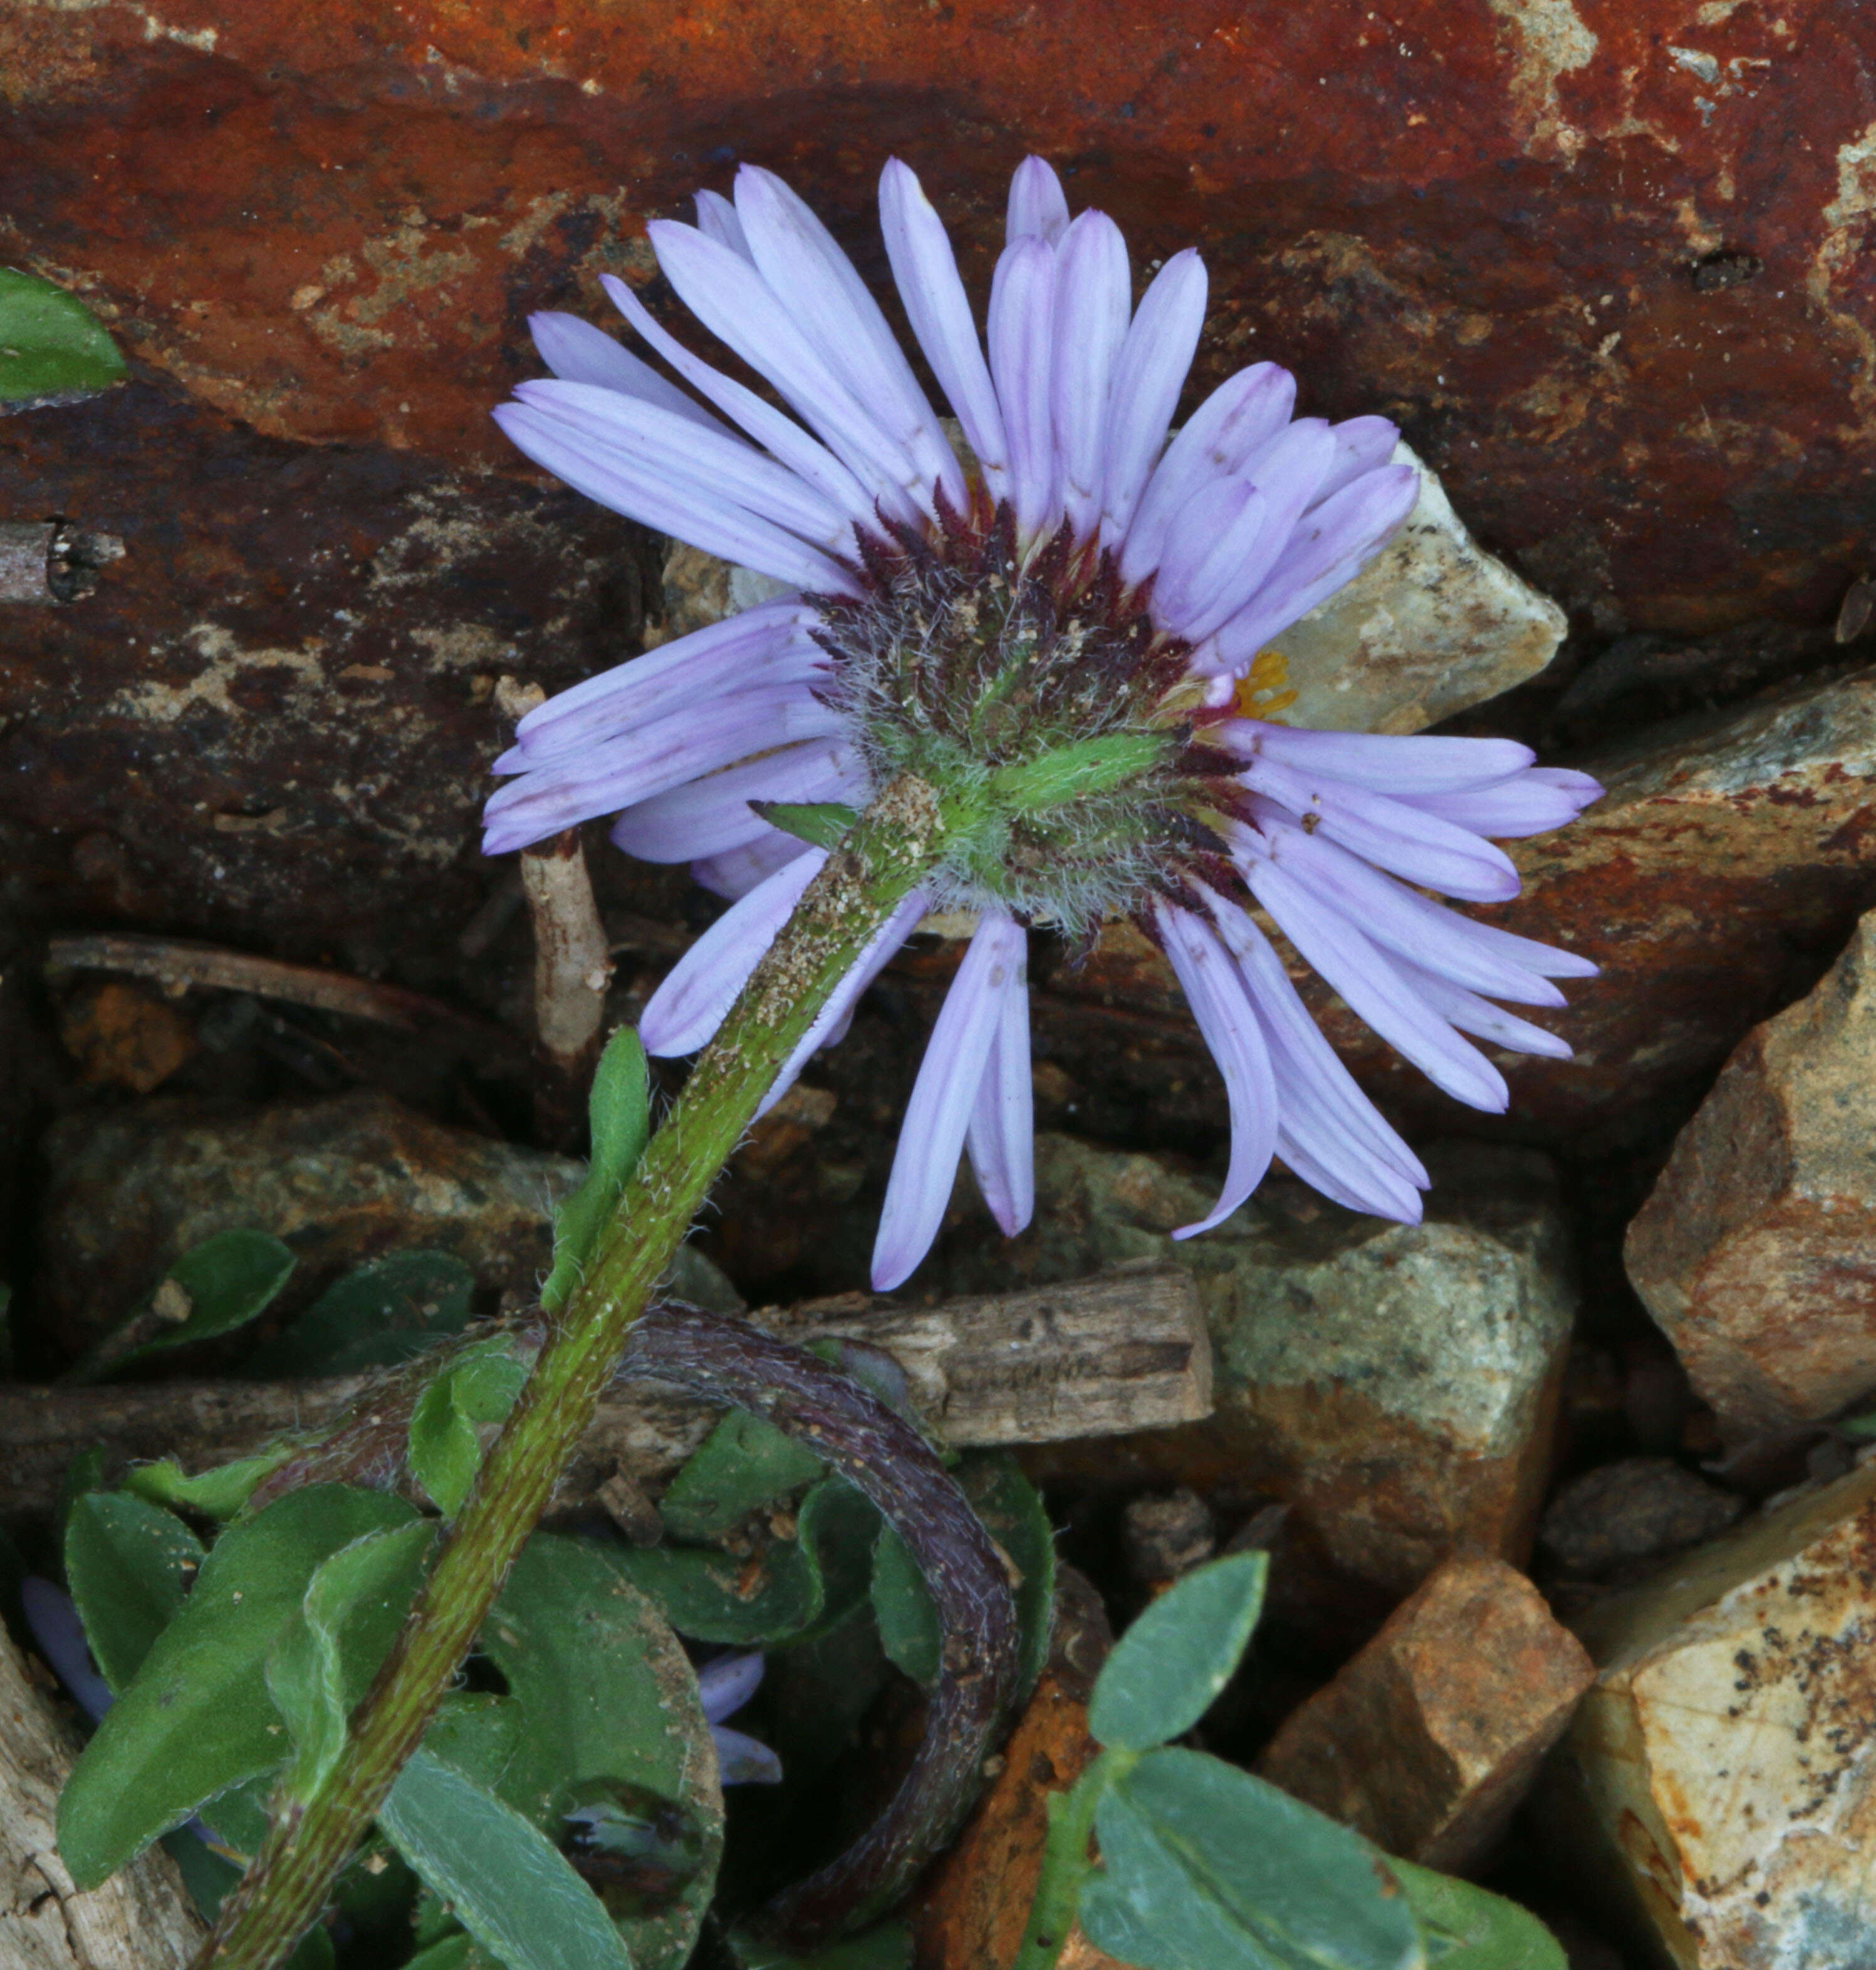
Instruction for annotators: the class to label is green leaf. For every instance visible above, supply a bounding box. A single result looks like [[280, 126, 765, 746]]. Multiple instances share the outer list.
[[751, 800, 860, 850], [1382, 1858, 1566, 1970], [123, 1447, 298, 1522], [658, 1409, 825, 1543], [87, 1231, 297, 1377], [1087, 1552, 1266, 1753], [247, 1251, 476, 1377], [64, 1492, 206, 1692], [870, 1522, 938, 1687], [266, 1521, 435, 1797], [1080, 1748, 1424, 1970], [728, 1920, 913, 1969], [477, 1533, 723, 1970], [611, 1477, 875, 1647], [541, 1028, 650, 1314], [405, 1939, 479, 1970], [379, 1751, 631, 1970], [409, 1339, 529, 1516], [57, 1484, 417, 1888], [0, 268, 126, 405]]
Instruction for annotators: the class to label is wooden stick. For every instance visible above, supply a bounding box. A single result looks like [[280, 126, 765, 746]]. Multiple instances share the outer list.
[[0, 1264, 1209, 1518], [44, 934, 523, 1057]]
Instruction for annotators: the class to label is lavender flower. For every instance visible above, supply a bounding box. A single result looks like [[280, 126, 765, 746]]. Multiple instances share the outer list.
[[487, 156, 1600, 1291]]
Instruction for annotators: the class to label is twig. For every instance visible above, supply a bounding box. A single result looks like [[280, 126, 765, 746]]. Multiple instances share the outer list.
[[519, 830, 610, 1077], [0, 1266, 1211, 1518], [45, 934, 523, 1058]]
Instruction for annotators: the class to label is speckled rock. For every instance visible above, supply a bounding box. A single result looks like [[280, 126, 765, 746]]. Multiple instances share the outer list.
[[38, 1088, 584, 1348], [1039, 665, 1876, 1140], [1540, 1457, 1876, 1970], [1256, 1554, 1595, 1870], [931, 1135, 1578, 1619], [1625, 909, 1876, 1439]]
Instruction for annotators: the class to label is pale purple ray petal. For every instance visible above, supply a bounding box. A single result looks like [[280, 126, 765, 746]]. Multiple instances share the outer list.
[[1244, 805, 1566, 1005], [1199, 464, 1419, 671], [493, 402, 858, 597], [601, 274, 887, 534], [484, 685, 842, 853], [498, 602, 823, 774], [759, 887, 932, 1120], [1006, 155, 1070, 246], [698, 1650, 765, 1722], [1050, 209, 1130, 542], [988, 234, 1060, 544], [1230, 836, 1509, 1112], [711, 1725, 784, 1786], [695, 187, 754, 259], [1202, 887, 1428, 1192], [1271, 1123, 1425, 1223], [640, 850, 828, 1056], [879, 158, 1012, 502], [1310, 415, 1400, 508], [1207, 719, 1536, 793], [872, 912, 1024, 1290], [964, 917, 1034, 1236], [732, 165, 967, 513], [610, 739, 867, 862], [1233, 754, 1521, 902], [1120, 363, 1298, 586], [1098, 249, 1207, 547], [1154, 899, 1278, 1237], [1388, 957, 1576, 1059], [1404, 768, 1604, 837], [691, 831, 814, 900], [1153, 422, 1338, 642], [528, 312, 729, 434], [513, 378, 857, 551], [1148, 477, 1267, 640], [647, 221, 934, 523]]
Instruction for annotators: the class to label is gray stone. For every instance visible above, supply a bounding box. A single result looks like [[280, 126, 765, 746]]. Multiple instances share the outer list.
[[1539, 1457, 1744, 1577], [935, 1135, 1578, 1613]]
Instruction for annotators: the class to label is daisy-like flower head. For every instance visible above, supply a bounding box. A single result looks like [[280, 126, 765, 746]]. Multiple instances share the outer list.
[[486, 155, 1602, 1293]]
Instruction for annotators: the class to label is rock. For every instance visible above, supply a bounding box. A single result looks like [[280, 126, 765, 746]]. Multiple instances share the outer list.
[[55, 979, 199, 1094], [1540, 1457, 1876, 1969], [1539, 1458, 1744, 1578], [1119, 1488, 1216, 1592], [1624, 909, 1876, 1439], [934, 1136, 1576, 1627], [38, 1089, 584, 1350], [1269, 442, 1566, 738], [3, 1, 1871, 641], [912, 1566, 1113, 1970], [1255, 1554, 1595, 1870], [1036, 666, 1876, 1140]]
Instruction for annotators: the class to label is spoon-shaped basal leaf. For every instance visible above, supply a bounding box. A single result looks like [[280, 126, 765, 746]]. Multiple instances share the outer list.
[[0, 268, 126, 404], [56, 1485, 417, 1889], [378, 1750, 630, 1970], [1380, 1858, 1566, 1970], [64, 1491, 205, 1694], [1080, 1749, 1424, 1970], [1086, 1551, 1267, 1753]]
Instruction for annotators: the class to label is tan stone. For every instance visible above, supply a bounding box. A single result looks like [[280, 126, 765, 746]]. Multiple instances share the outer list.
[[1540, 1459, 1876, 1969], [1625, 909, 1876, 1438], [1255, 1555, 1593, 1870]]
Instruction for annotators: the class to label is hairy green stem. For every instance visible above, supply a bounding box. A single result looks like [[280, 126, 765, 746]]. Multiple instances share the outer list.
[[1011, 1748, 1137, 1970], [192, 776, 949, 1970]]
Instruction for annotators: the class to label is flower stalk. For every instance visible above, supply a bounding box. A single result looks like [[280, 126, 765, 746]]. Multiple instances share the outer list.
[[191, 774, 951, 1970]]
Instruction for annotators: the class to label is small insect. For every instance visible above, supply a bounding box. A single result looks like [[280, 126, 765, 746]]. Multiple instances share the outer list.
[[563, 1783, 707, 1914]]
